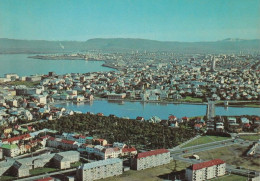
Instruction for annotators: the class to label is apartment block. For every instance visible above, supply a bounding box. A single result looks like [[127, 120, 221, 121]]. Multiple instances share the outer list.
[[130, 149, 170, 170], [185, 159, 226, 181], [76, 158, 123, 181]]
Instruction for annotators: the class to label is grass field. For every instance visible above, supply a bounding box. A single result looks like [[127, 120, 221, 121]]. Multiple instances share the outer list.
[[29, 167, 58, 175], [239, 135, 260, 141], [101, 160, 190, 181], [211, 174, 247, 181], [178, 96, 203, 103], [196, 145, 260, 171], [0, 176, 16, 181], [7, 80, 41, 87], [71, 161, 82, 168], [181, 136, 230, 148]]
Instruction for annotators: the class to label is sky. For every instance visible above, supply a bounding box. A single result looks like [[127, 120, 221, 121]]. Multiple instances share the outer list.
[[0, 0, 259, 42]]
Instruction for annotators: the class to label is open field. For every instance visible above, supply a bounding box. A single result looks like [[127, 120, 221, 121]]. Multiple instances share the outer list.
[[239, 135, 260, 141], [181, 136, 230, 148], [5, 80, 41, 87], [29, 167, 58, 175], [0, 176, 16, 181], [71, 161, 82, 168], [178, 96, 203, 103], [211, 174, 247, 181], [101, 160, 190, 181], [196, 145, 260, 171]]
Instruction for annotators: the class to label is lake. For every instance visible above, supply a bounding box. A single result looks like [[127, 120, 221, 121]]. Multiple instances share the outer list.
[[56, 100, 260, 120], [0, 54, 114, 77]]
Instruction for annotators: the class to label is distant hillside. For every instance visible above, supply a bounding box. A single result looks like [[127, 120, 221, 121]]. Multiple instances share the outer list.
[[0, 38, 259, 54]]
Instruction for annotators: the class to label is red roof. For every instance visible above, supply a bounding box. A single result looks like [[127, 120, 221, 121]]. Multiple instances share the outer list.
[[122, 147, 137, 153], [244, 123, 251, 127], [40, 135, 50, 140], [61, 139, 75, 145], [27, 126, 33, 131], [2, 134, 31, 143], [136, 149, 169, 159], [48, 137, 55, 141], [191, 159, 225, 170], [136, 116, 144, 120], [168, 115, 176, 120], [194, 124, 202, 128], [34, 177, 53, 181]]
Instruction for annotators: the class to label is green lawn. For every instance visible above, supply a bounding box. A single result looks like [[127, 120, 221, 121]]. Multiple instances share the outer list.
[[211, 174, 247, 181], [71, 161, 82, 168], [29, 167, 58, 175], [239, 135, 260, 141], [0, 176, 16, 181], [181, 136, 231, 148], [178, 96, 203, 103], [7, 80, 40, 87]]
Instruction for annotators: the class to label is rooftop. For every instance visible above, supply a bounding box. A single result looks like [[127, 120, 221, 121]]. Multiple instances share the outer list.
[[136, 149, 169, 159], [190, 159, 225, 170], [80, 158, 122, 170]]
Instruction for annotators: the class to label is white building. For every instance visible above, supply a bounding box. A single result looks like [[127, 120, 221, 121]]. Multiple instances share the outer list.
[[185, 159, 226, 181], [130, 149, 170, 170], [76, 158, 123, 181]]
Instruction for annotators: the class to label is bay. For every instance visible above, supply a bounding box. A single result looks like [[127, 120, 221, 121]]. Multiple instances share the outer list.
[[0, 54, 114, 77], [56, 100, 260, 120]]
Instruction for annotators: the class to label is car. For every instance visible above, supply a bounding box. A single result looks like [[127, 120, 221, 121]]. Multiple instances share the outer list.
[[249, 171, 256, 175]]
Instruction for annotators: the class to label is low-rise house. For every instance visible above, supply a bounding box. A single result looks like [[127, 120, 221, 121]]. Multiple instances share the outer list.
[[107, 93, 126, 100], [121, 146, 137, 157], [1, 144, 20, 157], [93, 139, 107, 146], [148, 116, 161, 124]]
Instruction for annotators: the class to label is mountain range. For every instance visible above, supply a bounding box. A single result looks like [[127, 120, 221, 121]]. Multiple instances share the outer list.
[[0, 38, 259, 54]]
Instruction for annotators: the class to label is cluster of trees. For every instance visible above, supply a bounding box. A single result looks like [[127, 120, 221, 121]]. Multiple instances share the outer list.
[[34, 113, 196, 149]]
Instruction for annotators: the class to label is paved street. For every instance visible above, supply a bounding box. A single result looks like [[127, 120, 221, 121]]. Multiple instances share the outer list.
[[15, 168, 76, 181]]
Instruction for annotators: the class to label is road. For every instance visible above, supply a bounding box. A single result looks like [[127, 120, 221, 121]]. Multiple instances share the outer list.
[[15, 168, 77, 181]]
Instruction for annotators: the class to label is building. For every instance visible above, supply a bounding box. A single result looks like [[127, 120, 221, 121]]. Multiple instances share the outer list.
[[130, 149, 170, 170], [211, 56, 216, 71], [206, 100, 215, 120], [0, 148, 3, 159], [1, 144, 20, 157], [76, 158, 123, 181], [53, 151, 80, 169], [34, 177, 55, 181], [107, 93, 126, 100], [185, 159, 226, 181]]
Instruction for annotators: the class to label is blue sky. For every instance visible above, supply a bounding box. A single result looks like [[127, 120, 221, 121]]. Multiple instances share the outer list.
[[0, 0, 259, 42]]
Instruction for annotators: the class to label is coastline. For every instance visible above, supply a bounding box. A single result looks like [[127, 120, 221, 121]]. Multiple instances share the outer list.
[[28, 55, 122, 71], [51, 98, 260, 108]]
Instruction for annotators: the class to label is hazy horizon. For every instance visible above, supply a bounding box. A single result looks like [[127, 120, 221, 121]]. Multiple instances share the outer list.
[[1, 37, 260, 43], [1, 0, 259, 42]]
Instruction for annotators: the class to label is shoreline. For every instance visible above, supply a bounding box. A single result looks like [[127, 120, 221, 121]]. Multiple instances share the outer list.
[[51, 98, 260, 108], [28, 55, 122, 71]]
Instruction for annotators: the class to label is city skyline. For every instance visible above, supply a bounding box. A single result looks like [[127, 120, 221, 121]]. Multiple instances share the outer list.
[[0, 0, 259, 42]]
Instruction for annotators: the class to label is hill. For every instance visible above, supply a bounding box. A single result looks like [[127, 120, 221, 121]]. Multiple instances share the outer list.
[[0, 38, 259, 54]]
